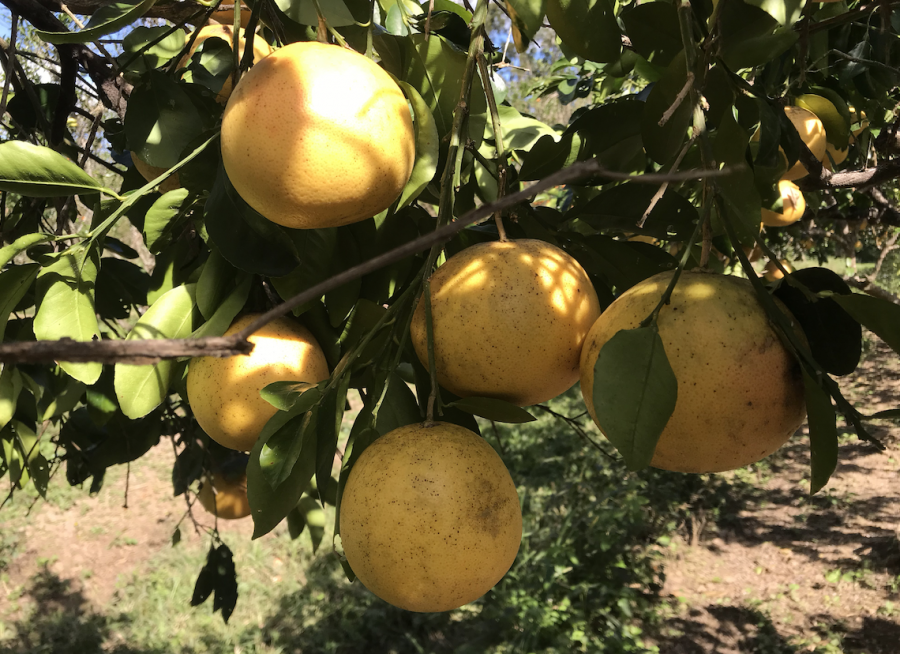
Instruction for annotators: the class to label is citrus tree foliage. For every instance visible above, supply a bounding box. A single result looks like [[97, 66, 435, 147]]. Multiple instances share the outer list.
[[1, 0, 900, 627]]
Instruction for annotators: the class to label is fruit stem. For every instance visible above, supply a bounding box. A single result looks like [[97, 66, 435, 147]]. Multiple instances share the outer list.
[[477, 50, 509, 242], [312, 0, 349, 47]]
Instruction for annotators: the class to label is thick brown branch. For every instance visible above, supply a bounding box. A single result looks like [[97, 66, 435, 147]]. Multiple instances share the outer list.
[[797, 158, 900, 192], [844, 276, 900, 304], [0, 160, 732, 365]]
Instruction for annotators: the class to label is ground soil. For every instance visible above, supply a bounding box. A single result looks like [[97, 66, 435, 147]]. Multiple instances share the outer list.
[[1, 341, 899, 653], [651, 336, 900, 653]]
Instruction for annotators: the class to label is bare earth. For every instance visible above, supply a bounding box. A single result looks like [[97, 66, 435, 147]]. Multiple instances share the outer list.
[[1, 341, 899, 652]]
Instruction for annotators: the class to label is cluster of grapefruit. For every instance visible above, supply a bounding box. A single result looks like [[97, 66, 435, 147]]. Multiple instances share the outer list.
[[162, 35, 809, 613]]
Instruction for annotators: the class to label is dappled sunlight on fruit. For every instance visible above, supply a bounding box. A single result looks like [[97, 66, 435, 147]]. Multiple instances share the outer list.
[[410, 239, 601, 406], [186, 314, 330, 452], [221, 42, 415, 229], [761, 180, 806, 227], [781, 106, 827, 181]]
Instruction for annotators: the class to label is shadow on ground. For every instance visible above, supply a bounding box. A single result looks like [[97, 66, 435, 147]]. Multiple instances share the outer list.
[[0, 566, 159, 654]]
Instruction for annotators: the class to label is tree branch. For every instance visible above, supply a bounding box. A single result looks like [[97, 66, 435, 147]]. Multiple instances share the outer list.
[[0, 160, 732, 365]]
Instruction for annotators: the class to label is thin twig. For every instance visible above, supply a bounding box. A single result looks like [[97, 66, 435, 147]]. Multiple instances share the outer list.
[[0, 12, 17, 118], [658, 71, 694, 127]]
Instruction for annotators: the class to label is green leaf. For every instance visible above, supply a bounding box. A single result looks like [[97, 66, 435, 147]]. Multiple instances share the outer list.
[[315, 385, 343, 504], [34, 247, 102, 385], [36, 0, 158, 44], [0, 233, 54, 269], [259, 406, 320, 491], [591, 324, 677, 470], [566, 235, 677, 293], [273, 0, 356, 26], [119, 25, 186, 74], [396, 81, 439, 208], [545, 0, 620, 63], [0, 141, 108, 197], [204, 165, 300, 277], [872, 408, 900, 420], [774, 269, 861, 376], [491, 105, 557, 153], [144, 188, 192, 254], [125, 71, 206, 169], [802, 370, 838, 495], [114, 283, 197, 419], [641, 50, 692, 165], [0, 366, 23, 431], [718, 1, 798, 69], [0, 264, 40, 341], [260, 381, 323, 413], [743, 0, 804, 26], [248, 408, 318, 538], [832, 294, 900, 357], [449, 396, 536, 423], [298, 495, 326, 553], [191, 274, 251, 339], [620, 2, 682, 67], [374, 373, 422, 435], [505, 0, 546, 51], [404, 34, 488, 148]]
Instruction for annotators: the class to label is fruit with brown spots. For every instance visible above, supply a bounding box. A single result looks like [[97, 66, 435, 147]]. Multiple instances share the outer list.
[[220, 41, 415, 229], [409, 239, 601, 407], [186, 314, 330, 452], [198, 471, 251, 520], [339, 421, 522, 612], [579, 270, 806, 473]]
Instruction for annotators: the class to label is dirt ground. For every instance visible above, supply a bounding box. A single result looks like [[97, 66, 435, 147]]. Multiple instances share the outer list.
[[652, 337, 900, 653], [1, 340, 899, 653]]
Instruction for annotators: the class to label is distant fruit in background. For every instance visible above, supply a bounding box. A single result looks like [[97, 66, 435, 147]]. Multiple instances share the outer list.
[[781, 106, 827, 181], [764, 259, 794, 282], [198, 472, 251, 520], [761, 180, 806, 227]]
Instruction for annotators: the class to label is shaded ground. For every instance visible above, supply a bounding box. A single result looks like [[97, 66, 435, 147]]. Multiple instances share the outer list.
[[651, 336, 900, 653]]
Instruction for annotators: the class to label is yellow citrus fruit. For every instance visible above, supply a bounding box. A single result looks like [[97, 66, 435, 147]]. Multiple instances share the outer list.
[[221, 41, 415, 230], [198, 471, 251, 520], [763, 259, 793, 282], [132, 154, 180, 192], [410, 239, 602, 407], [210, 4, 253, 28], [339, 421, 522, 612], [781, 106, 827, 181], [579, 270, 806, 473], [178, 25, 272, 103], [187, 314, 330, 451], [761, 180, 806, 227]]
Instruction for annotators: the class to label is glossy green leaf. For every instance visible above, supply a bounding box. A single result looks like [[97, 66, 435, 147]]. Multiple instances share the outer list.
[[0, 141, 107, 197], [566, 235, 677, 293], [273, 0, 356, 26], [144, 188, 192, 254], [259, 406, 319, 491], [505, 0, 546, 51], [0, 365, 23, 431], [374, 373, 422, 435], [621, 2, 682, 67], [833, 294, 900, 357], [0, 233, 54, 269], [802, 370, 838, 495], [0, 264, 40, 341], [591, 323, 677, 470], [114, 283, 197, 419], [718, 1, 798, 69], [449, 396, 537, 423], [404, 34, 488, 148], [249, 408, 318, 538], [34, 247, 102, 385], [36, 0, 157, 44], [125, 71, 206, 169], [396, 81, 440, 208], [119, 25, 186, 74], [204, 165, 300, 277], [191, 274, 251, 339], [744, 0, 804, 26], [545, 0, 620, 63], [260, 382, 322, 413], [315, 385, 343, 504]]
